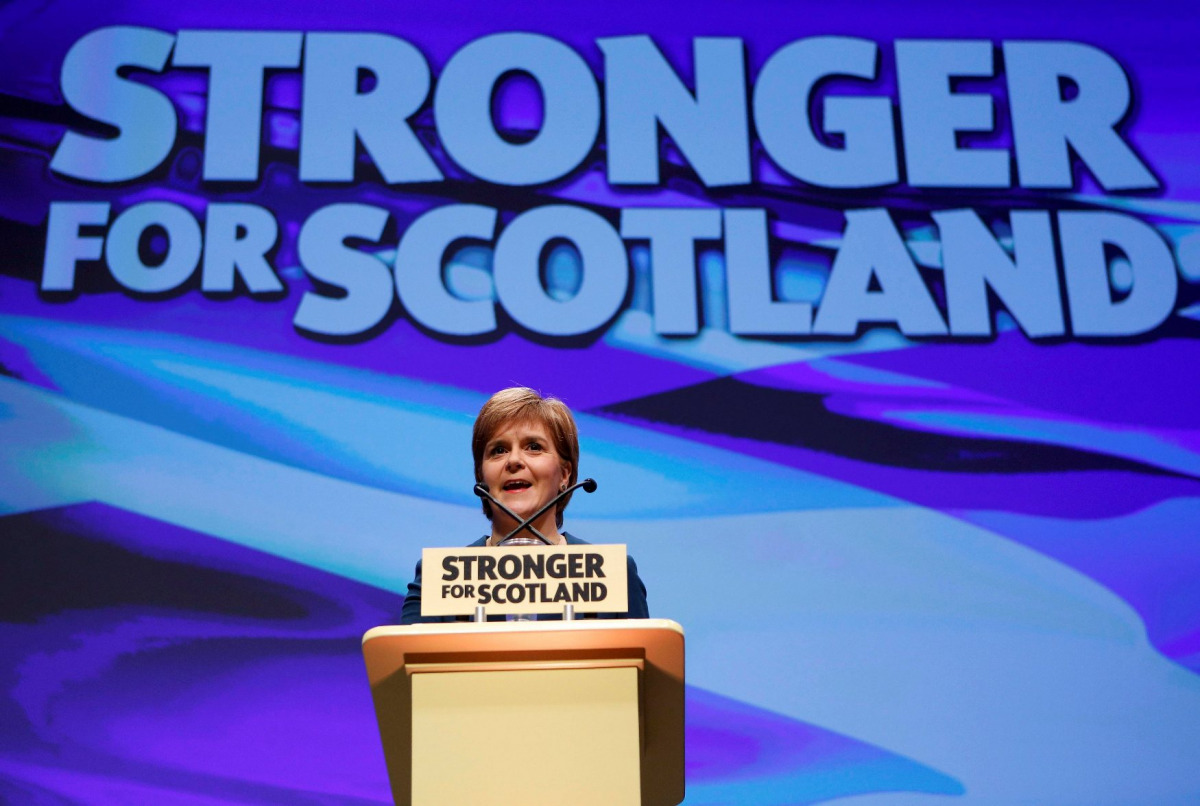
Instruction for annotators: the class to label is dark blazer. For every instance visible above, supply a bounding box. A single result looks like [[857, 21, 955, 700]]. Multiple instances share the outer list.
[[400, 533, 649, 624]]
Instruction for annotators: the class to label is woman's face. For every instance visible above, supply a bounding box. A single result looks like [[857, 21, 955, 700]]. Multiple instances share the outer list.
[[481, 419, 570, 534]]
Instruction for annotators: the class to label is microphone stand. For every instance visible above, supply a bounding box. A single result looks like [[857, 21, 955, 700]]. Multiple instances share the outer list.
[[472, 478, 598, 544], [473, 483, 552, 544], [500, 478, 597, 543]]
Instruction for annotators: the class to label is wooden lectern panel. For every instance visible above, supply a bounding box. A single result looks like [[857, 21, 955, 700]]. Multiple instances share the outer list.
[[362, 619, 684, 806], [411, 666, 641, 804]]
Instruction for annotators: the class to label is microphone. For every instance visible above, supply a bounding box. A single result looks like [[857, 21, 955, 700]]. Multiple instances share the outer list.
[[474, 483, 553, 543], [500, 478, 597, 543]]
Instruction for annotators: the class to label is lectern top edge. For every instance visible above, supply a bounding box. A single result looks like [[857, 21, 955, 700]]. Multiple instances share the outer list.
[[362, 617, 684, 646]]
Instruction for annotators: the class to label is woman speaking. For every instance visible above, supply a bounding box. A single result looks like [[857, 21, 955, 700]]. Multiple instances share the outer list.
[[400, 386, 649, 623]]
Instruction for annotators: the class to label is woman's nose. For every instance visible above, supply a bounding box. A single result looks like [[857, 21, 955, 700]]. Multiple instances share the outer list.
[[505, 451, 524, 469]]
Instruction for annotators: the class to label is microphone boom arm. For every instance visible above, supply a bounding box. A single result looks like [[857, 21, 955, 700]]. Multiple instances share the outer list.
[[500, 478, 597, 543], [473, 483, 552, 544]]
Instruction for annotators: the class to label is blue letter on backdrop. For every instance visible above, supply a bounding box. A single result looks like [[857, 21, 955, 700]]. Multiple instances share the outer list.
[[105, 202, 202, 293], [754, 37, 898, 188], [897, 40, 1010, 187], [51, 26, 177, 182], [42, 202, 111, 291], [1060, 211, 1177, 336], [493, 206, 628, 335], [725, 209, 812, 335], [600, 36, 750, 187], [814, 209, 947, 336], [174, 30, 303, 182], [202, 203, 283, 294], [935, 209, 1064, 337], [300, 33, 442, 184], [434, 33, 599, 186], [394, 204, 498, 336], [1005, 41, 1157, 190], [621, 207, 721, 335], [295, 204, 393, 336]]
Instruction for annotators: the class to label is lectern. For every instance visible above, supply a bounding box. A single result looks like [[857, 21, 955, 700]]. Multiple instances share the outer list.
[[362, 619, 684, 805]]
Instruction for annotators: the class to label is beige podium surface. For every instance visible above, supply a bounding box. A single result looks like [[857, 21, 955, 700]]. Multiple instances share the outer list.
[[362, 619, 685, 806]]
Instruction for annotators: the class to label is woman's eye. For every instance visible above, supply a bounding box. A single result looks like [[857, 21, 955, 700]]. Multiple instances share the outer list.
[[489, 445, 506, 455], [528, 442, 543, 451]]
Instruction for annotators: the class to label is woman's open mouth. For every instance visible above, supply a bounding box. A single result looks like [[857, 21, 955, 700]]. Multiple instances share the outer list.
[[503, 480, 532, 491]]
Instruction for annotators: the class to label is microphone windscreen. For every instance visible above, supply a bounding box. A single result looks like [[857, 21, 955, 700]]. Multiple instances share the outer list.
[[473, 483, 489, 498], [581, 478, 598, 493]]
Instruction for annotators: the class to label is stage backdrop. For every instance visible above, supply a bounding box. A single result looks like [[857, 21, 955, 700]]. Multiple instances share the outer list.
[[2, 0, 1199, 803]]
